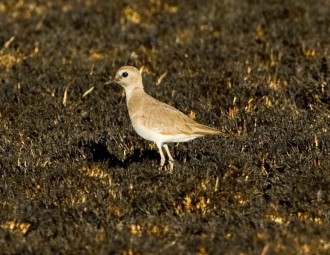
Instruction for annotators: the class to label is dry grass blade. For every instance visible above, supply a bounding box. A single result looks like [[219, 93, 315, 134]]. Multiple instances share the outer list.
[[82, 86, 95, 98]]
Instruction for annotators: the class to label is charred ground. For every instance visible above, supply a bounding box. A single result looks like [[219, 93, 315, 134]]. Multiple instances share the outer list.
[[0, 0, 330, 254]]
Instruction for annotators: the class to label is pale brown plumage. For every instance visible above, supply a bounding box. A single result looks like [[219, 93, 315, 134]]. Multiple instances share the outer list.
[[128, 87, 221, 136], [110, 66, 221, 170]]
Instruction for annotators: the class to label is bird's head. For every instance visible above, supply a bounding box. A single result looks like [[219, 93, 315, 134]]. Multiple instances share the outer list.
[[106, 66, 143, 89]]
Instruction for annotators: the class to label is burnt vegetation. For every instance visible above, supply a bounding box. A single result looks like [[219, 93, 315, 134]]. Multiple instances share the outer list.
[[0, 1, 330, 254]]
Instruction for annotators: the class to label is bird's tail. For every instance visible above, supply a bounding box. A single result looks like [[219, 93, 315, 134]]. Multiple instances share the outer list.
[[192, 123, 224, 135]]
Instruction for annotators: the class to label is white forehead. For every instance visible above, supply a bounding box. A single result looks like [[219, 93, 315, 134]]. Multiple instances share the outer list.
[[117, 69, 138, 77], [120, 69, 129, 74]]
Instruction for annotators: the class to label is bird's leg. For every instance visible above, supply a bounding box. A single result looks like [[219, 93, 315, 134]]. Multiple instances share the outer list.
[[163, 144, 174, 172], [156, 143, 166, 169]]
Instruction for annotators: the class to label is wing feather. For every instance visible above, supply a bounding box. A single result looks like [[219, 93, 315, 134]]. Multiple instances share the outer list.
[[130, 92, 220, 136]]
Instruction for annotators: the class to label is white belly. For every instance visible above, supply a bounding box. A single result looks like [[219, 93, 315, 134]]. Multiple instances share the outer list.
[[132, 122, 202, 145]]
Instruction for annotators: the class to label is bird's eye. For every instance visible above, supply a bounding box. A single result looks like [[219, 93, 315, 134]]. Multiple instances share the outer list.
[[122, 72, 128, 78]]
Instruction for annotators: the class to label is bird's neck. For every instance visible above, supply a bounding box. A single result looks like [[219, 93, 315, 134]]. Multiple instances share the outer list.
[[125, 86, 144, 104]]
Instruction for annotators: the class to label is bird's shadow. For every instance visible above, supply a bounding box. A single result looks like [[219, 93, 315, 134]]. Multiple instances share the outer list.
[[81, 140, 160, 168]]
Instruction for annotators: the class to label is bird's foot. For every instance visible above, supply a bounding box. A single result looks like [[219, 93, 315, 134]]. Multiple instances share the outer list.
[[168, 159, 174, 173], [158, 159, 174, 173]]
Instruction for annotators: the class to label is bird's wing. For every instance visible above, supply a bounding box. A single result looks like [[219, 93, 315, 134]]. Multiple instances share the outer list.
[[134, 94, 220, 136]]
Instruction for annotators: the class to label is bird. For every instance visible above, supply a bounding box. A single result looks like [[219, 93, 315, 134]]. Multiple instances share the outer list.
[[106, 66, 222, 171]]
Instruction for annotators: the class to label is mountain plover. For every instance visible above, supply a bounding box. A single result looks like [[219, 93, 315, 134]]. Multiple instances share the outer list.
[[107, 66, 221, 170]]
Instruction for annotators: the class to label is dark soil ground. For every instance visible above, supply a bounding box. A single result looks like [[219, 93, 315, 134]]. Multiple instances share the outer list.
[[0, 0, 330, 254]]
